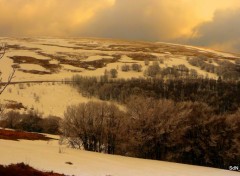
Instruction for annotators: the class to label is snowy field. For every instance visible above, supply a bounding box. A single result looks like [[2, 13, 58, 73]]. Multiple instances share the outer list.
[[0, 83, 95, 118], [0, 135, 239, 176]]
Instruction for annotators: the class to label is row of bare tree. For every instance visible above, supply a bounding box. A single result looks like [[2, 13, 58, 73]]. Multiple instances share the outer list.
[[61, 97, 240, 169], [71, 75, 240, 113]]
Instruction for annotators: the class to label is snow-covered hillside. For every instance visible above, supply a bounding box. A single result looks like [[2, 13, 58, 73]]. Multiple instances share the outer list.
[[0, 37, 239, 82], [0, 37, 240, 117], [0, 135, 239, 176], [0, 83, 96, 117]]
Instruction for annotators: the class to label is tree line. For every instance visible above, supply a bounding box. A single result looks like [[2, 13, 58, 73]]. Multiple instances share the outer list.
[[188, 56, 240, 80], [70, 75, 240, 114]]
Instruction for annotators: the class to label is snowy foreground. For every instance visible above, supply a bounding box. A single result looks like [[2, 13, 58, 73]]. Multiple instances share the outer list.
[[0, 135, 239, 176]]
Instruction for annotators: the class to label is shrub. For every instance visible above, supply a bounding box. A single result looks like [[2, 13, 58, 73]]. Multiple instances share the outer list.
[[144, 59, 150, 66], [121, 64, 130, 72], [145, 61, 160, 77], [110, 69, 118, 78], [41, 116, 61, 134], [131, 63, 142, 72], [0, 163, 65, 176], [0, 111, 61, 134]]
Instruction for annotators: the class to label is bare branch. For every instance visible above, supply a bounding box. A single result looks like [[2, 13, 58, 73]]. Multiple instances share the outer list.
[[0, 43, 6, 60], [0, 68, 15, 95], [0, 43, 15, 96]]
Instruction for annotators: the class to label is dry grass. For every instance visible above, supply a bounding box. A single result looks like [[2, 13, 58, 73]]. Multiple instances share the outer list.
[[7, 44, 40, 51], [5, 100, 26, 110], [127, 53, 158, 61], [9, 55, 61, 73], [0, 129, 53, 141]]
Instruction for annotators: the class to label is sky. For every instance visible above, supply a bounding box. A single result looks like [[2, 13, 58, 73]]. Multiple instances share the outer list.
[[0, 0, 240, 52]]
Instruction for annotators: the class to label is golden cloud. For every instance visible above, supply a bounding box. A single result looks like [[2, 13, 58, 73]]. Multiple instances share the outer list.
[[0, 0, 240, 51], [0, 0, 115, 36]]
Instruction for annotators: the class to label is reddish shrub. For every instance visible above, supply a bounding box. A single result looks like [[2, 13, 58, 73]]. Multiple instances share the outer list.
[[0, 129, 52, 141], [0, 163, 65, 176]]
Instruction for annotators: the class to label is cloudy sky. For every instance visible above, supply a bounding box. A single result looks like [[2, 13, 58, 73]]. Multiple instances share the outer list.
[[0, 0, 240, 52]]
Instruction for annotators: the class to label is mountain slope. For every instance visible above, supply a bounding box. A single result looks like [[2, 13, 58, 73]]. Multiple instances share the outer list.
[[0, 135, 239, 176], [0, 37, 239, 82]]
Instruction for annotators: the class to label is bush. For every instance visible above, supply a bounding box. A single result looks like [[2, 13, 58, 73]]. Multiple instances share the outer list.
[[18, 113, 43, 133], [131, 63, 142, 72], [144, 59, 150, 66], [41, 116, 61, 134], [121, 64, 130, 72], [145, 61, 161, 77], [0, 111, 61, 134], [110, 69, 118, 78]]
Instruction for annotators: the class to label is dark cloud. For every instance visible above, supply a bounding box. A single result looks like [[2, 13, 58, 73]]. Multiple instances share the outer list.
[[78, 0, 196, 41], [188, 9, 240, 52]]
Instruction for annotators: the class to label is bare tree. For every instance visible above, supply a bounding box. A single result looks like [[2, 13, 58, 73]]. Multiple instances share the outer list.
[[0, 43, 15, 95], [62, 101, 126, 154], [145, 61, 161, 77], [110, 68, 118, 78], [0, 43, 15, 119]]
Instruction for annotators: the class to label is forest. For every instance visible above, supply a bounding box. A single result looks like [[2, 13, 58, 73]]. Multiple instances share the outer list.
[[54, 75, 240, 169], [71, 75, 240, 114], [60, 98, 240, 169]]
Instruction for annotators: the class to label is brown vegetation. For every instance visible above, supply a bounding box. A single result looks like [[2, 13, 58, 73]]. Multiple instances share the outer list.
[[37, 52, 105, 70], [9, 56, 60, 73], [0, 111, 61, 135], [127, 53, 158, 61], [0, 129, 52, 141], [5, 100, 26, 110], [7, 44, 40, 51], [0, 163, 65, 176], [19, 69, 52, 75]]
